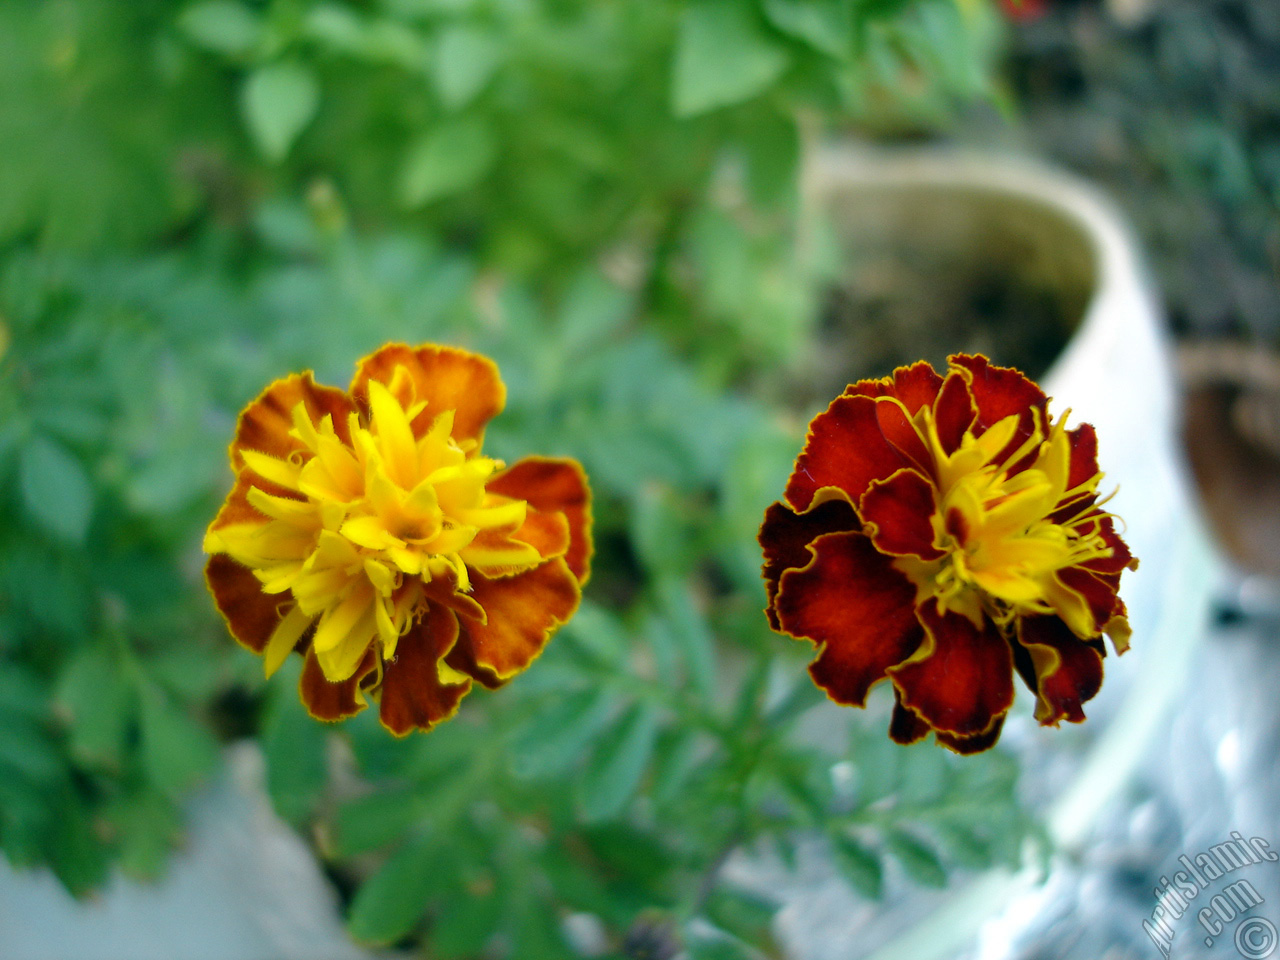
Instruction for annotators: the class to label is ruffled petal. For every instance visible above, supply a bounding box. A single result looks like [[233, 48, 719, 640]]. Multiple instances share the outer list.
[[874, 398, 933, 472], [349, 343, 505, 446], [785, 395, 909, 512], [859, 468, 944, 560], [936, 717, 1006, 755], [299, 644, 375, 721], [890, 602, 1014, 737], [206, 555, 282, 654], [775, 532, 924, 706], [1016, 615, 1105, 725], [487, 457, 593, 583], [453, 557, 581, 682], [758, 497, 858, 630], [379, 604, 472, 736], [1056, 565, 1122, 634], [843, 361, 944, 414], [949, 354, 1047, 469], [232, 372, 355, 469], [1082, 514, 1138, 575]]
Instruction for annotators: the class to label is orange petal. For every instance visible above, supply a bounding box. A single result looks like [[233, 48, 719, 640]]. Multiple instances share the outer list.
[[890, 601, 1014, 737], [1016, 615, 1105, 725], [758, 498, 858, 631], [889, 691, 930, 745], [843, 360, 944, 415], [873, 398, 933, 472], [379, 604, 472, 736], [859, 468, 944, 560], [453, 557, 581, 682], [775, 531, 924, 706], [932, 371, 977, 455], [231, 372, 355, 470], [299, 644, 375, 721], [487, 457, 593, 584], [349, 343, 505, 446], [206, 554, 282, 654], [207, 473, 271, 533], [786, 394, 911, 512]]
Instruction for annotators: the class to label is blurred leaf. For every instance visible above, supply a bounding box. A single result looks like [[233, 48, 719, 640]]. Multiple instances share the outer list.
[[430, 873, 503, 957], [741, 111, 800, 206], [49, 786, 108, 896], [651, 729, 705, 808], [107, 788, 181, 881], [762, 0, 851, 58], [555, 268, 632, 357], [399, 116, 495, 208], [241, 62, 320, 162], [332, 785, 428, 858], [885, 829, 947, 887], [631, 484, 695, 578], [347, 834, 436, 945], [656, 577, 718, 704], [0, 721, 62, 785], [510, 689, 615, 780], [139, 683, 219, 798], [578, 704, 659, 823], [56, 646, 134, 769], [0, 667, 47, 719], [831, 835, 883, 899], [178, 0, 263, 57], [673, 3, 790, 117], [433, 26, 502, 110], [18, 435, 92, 543]]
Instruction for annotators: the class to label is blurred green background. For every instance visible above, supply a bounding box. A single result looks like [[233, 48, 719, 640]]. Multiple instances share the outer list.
[[9, 0, 1261, 956]]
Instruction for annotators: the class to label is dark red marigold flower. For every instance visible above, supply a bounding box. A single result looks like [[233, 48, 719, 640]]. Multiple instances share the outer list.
[[759, 355, 1137, 754]]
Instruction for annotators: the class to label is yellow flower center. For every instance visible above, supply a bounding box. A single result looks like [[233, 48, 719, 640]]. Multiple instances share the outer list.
[[894, 406, 1113, 632], [205, 366, 538, 682]]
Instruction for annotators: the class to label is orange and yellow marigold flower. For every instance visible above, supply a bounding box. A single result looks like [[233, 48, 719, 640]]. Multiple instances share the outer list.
[[760, 354, 1136, 754], [204, 343, 591, 735]]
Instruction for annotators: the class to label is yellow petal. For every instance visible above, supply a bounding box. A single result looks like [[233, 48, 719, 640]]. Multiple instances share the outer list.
[[264, 605, 313, 678]]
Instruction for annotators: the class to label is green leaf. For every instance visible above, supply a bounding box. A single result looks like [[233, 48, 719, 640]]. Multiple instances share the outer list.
[[262, 677, 329, 825], [346, 835, 436, 945], [139, 683, 220, 799], [0, 722, 62, 785], [399, 116, 495, 208], [578, 704, 659, 823], [18, 435, 92, 543], [429, 873, 503, 957], [433, 26, 502, 110], [885, 829, 948, 887], [831, 835, 883, 899], [107, 789, 181, 881], [631, 484, 696, 578], [672, 2, 790, 117], [178, 0, 264, 57], [241, 62, 320, 162], [762, 0, 851, 58], [509, 689, 615, 780], [56, 646, 134, 769]]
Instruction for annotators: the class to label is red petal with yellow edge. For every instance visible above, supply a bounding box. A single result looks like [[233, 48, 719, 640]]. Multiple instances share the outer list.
[[891, 601, 1014, 737], [775, 531, 924, 706], [859, 468, 944, 560], [1082, 515, 1137, 575], [1057, 565, 1121, 634], [454, 557, 581, 682], [379, 604, 472, 736], [1064, 422, 1100, 491], [349, 343, 505, 445], [949, 354, 1047, 469], [299, 645, 374, 721], [488, 457, 593, 584], [759, 497, 858, 630], [843, 361, 944, 415], [232, 372, 355, 470], [932, 372, 977, 455], [936, 717, 1005, 755], [874, 399, 933, 472], [889, 691, 930, 745], [786, 395, 910, 512], [206, 555, 282, 654], [1016, 615, 1105, 725]]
